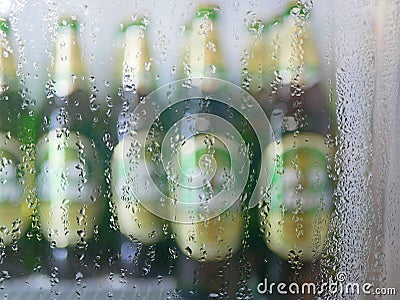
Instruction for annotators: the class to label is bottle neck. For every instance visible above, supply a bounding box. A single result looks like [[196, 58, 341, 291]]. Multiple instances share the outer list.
[[247, 6, 320, 93], [183, 15, 224, 92], [121, 24, 153, 97], [117, 24, 154, 141], [271, 12, 319, 87], [246, 28, 266, 95], [53, 26, 85, 98]]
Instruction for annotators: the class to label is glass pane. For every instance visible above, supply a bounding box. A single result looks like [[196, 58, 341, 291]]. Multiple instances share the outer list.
[[0, 0, 398, 298]]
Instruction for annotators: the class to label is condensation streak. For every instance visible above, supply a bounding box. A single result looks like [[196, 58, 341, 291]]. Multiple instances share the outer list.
[[326, 0, 375, 297], [373, 0, 400, 293], [322, 0, 400, 299]]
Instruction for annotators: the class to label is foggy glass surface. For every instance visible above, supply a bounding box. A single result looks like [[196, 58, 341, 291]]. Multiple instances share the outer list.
[[0, 0, 398, 299]]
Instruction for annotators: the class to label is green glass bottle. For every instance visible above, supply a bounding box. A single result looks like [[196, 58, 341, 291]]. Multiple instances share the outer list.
[[35, 18, 104, 278], [170, 7, 248, 298], [0, 17, 34, 276], [110, 20, 170, 277], [239, 5, 337, 294], [172, 6, 243, 264], [245, 3, 335, 264], [246, 3, 329, 133]]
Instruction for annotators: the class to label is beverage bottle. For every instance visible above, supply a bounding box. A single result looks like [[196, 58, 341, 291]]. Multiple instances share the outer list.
[[170, 6, 248, 298], [173, 4, 244, 263], [245, 2, 335, 277], [0, 16, 34, 276], [35, 18, 104, 278], [110, 20, 169, 277]]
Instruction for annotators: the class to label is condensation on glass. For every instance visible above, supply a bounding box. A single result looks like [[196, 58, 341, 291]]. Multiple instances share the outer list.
[[0, 0, 398, 299]]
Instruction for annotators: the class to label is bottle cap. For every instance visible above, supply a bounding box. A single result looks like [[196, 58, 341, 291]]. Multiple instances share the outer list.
[[58, 17, 79, 30], [120, 19, 146, 32], [196, 6, 218, 19], [0, 17, 10, 33]]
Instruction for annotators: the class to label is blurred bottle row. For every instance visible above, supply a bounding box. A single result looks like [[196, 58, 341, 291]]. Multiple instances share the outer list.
[[0, 3, 336, 298]]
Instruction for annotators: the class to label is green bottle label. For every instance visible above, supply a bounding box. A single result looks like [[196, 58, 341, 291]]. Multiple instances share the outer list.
[[36, 129, 101, 204], [173, 135, 244, 261], [111, 134, 159, 202], [111, 134, 165, 244], [177, 134, 231, 205], [36, 129, 103, 247], [269, 134, 332, 212], [262, 133, 333, 261]]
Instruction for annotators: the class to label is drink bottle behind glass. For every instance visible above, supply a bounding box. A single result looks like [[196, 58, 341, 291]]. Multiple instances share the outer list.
[[245, 2, 335, 290], [110, 20, 170, 277], [170, 7, 251, 298], [35, 18, 104, 278], [0, 16, 34, 277]]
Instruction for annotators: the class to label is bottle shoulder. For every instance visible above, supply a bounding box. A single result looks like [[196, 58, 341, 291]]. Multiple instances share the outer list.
[[37, 90, 92, 134], [0, 89, 31, 136], [253, 82, 333, 136]]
